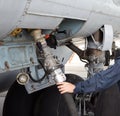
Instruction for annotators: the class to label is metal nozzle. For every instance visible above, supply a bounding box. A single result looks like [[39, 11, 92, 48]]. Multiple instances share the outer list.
[[16, 72, 29, 85], [31, 29, 45, 43]]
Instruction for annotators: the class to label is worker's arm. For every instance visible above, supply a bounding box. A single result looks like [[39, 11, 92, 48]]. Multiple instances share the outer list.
[[57, 59, 120, 94], [74, 59, 120, 93]]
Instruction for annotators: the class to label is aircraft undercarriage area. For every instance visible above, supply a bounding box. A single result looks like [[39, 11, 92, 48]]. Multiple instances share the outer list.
[[0, 25, 118, 116], [1, 0, 120, 115]]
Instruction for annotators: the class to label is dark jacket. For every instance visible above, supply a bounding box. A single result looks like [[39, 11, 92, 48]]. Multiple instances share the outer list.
[[74, 58, 120, 94]]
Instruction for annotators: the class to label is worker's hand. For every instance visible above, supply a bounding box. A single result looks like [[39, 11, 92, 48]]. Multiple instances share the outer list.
[[57, 82, 75, 94]]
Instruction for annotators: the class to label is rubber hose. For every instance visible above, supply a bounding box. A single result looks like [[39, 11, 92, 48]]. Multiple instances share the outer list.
[[62, 93, 78, 116]]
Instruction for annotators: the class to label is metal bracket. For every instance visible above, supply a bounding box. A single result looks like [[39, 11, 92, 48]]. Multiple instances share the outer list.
[[100, 25, 113, 51], [25, 73, 55, 94], [0, 42, 38, 73], [87, 25, 113, 51]]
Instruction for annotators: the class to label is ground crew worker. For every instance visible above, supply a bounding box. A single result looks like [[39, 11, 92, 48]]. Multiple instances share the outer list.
[[57, 49, 120, 94]]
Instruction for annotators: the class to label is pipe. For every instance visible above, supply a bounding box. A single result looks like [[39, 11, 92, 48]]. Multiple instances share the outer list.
[[62, 93, 78, 116], [32, 29, 78, 116]]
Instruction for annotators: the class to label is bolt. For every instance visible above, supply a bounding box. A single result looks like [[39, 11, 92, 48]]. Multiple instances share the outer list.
[[4, 61, 10, 69], [30, 57, 34, 64]]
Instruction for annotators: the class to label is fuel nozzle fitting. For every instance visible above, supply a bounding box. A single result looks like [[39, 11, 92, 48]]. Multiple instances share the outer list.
[[32, 29, 66, 83]]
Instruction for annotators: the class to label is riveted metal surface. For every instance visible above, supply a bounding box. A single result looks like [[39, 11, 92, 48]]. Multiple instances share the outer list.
[[0, 42, 38, 73], [27, 0, 91, 20], [0, 0, 27, 38]]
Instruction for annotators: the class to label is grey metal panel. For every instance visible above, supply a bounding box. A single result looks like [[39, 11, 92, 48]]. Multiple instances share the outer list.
[[1, 0, 120, 39], [92, 0, 120, 17], [75, 12, 120, 37], [18, 14, 63, 29], [27, 0, 91, 20], [0, 42, 38, 73], [0, 0, 27, 38], [113, 0, 120, 6], [50, 45, 73, 65]]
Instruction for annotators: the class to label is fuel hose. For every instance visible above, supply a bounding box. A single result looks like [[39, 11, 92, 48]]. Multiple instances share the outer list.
[[62, 93, 78, 116]]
